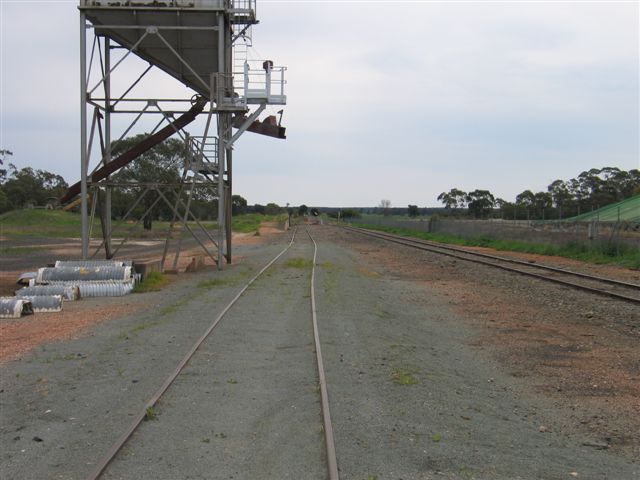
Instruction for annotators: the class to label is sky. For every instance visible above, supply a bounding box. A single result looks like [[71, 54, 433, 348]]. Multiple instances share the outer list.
[[0, 0, 638, 208]]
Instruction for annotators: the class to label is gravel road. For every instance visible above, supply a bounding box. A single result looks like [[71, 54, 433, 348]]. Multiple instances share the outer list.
[[1, 225, 638, 479]]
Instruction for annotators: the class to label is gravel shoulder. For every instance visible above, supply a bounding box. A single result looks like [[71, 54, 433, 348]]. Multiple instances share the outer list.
[[312, 225, 638, 479]]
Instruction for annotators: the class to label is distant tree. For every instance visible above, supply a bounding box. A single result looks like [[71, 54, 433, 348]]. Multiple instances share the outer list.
[[378, 199, 392, 216], [264, 202, 281, 215], [515, 190, 536, 220], [231, 194, 248, 215], [1, 163, 68, 212], [533, 191, 553, 220], [407, 204, 419, 217], [0, 149, 13, 183], [340, 208, 360, 219], [466, 189, 495, 219], [253, 203, 266, 214], [0, 189, 10, 214], [310, 207, 319, 216], [437, 188, 467, 214], [298, 204, 308, 216], [547, 179, 571, 220], [110, 135, 184, 229]]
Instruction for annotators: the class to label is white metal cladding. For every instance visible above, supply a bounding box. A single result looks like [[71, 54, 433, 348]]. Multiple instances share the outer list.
[[43, 280, 135, 297], [16, 285, 80, 301], [0, 298, 34, 319], [18, 296, 64, 313], [55, 260, 132, 268], [36, 266, 132, 283], [76, 282, 134, 297]]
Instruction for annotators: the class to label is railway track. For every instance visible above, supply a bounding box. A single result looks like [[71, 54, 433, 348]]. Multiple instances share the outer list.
[[342, 225, 640, 305], [89, 225, 339, 479]]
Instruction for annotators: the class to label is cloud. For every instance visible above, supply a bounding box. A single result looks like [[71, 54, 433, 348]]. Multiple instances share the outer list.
[[1, 1, 638, 206]]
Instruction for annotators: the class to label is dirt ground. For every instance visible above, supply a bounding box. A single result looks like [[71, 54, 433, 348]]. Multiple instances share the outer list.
[[0, 229, 276, 363]]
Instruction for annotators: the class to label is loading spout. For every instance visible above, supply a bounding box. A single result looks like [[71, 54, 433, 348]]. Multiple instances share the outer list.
[[61, 97, 208, 204], [233, 114, 286, 140]]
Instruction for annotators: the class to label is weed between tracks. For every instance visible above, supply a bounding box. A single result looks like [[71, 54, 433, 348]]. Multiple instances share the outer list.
[[285, 257, 313, 269], [144, 406, 157, 421], [391, 366, 419, 385]]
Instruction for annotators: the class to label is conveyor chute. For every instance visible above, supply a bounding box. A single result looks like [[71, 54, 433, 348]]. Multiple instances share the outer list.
[[61, 97, 207, 204]]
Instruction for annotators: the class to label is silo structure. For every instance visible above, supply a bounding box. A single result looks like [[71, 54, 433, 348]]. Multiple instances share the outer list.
[[70, 0, 286, 269]]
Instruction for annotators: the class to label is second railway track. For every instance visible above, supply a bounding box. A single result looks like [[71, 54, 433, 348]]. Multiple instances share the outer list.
[[342, 225, 640, 305], [90, 225, 339, 479]]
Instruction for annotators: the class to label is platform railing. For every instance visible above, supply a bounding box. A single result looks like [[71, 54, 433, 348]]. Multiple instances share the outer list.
[[185, 135, 219, 174], [237, 60, 287, 105]]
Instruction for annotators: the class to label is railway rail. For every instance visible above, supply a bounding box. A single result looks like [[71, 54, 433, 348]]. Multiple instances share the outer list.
[[88, 226, 339, 479], [342, 225, 640, 305]]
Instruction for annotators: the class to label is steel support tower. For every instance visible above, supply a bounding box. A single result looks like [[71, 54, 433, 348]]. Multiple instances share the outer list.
[[75, 0, 286, 269]]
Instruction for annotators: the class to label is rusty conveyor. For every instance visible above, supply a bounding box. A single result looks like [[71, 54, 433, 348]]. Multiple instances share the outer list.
[[233, 114, 286, 139], [61, 101, 286, 204], [60, 98, 208, 204]]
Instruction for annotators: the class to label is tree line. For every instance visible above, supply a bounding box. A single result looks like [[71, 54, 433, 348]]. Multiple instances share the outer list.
[[0, 138, 291, 226], [437, 167, 640, 220]]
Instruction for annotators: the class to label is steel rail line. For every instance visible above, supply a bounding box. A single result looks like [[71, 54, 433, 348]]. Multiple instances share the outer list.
[[306, 226, 340, 480], [88, 227, 300, 480], [342, 225, 640, 305]]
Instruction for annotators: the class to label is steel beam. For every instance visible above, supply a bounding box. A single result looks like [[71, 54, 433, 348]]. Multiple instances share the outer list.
[[104, 37, 113, 258], [80, 12, 89, 258]]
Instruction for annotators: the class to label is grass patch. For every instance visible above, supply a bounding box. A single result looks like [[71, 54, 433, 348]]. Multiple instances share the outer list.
[[197, 278, 229, 289], [0, 209, 100, 238], [285, 257, 313, 269], [356, 223, 640, 270], [391, 367, 419, 385], [431, 433, 442, 442], [144, 406, 157, 421], [232, 213, 288, 233], [0, 246, 47, 256], [130, 320, 159, 333], [133, 271, 169, 293], [159, 297, 189, 316]]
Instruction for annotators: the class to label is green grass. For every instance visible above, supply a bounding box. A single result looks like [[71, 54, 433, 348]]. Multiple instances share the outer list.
[[144, 406, 157, 421], [231, 213, 287, 233], [0, 246, 47, 255], [391, 367, 419, 385], [197, 278, 229, 289], [133, 271, 169, 293], [0, 209, 99, 237], [130, 320, 159, 333], [357, 223, 640, 270], [285, 257, 313, 269], [0, 209, 288, 240]]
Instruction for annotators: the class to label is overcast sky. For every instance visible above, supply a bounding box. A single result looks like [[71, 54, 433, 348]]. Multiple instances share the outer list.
[[1, 0, 638, 207]]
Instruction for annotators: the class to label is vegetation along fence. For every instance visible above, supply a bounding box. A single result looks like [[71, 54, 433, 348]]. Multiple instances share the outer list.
[[349, 217, 640, 251]]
